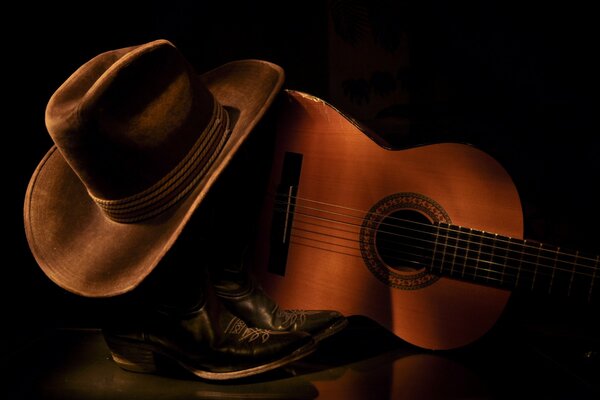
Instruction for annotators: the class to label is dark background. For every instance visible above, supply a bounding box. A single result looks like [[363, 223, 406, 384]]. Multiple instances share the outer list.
[[3, 0, 598, 365]]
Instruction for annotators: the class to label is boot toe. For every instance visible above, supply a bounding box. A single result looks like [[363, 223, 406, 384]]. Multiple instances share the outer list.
[[285, 309, 349, 342]]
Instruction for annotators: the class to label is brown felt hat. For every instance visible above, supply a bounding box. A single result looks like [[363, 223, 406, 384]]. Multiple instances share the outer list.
[[24, 39, 284, 297]]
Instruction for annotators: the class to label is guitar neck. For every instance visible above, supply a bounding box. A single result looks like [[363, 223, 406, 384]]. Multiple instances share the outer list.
[[430, 222, 599, 304]]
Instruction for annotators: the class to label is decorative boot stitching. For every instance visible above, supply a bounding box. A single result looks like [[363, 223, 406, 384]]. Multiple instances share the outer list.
[[224, 317, 271, 343], [276, 309, 308, 329]]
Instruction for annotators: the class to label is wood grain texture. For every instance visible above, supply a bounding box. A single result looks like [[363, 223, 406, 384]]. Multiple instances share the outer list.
[[252, 90, 524, 350]]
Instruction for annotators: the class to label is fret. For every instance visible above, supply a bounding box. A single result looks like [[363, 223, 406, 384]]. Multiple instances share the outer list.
[[549, 248, 559, 295], [439, 224, 472, 280], [530, 242, 558, 295], [471, 230, 484, 281], [503, 237, 521, 289], [436, 222, 451, 275], [518, 240, 552, 294], [447, 225, 462, 278], [464, 228, 482, 282], [515, 239, 527, 288], [570, 251, 598, 304], [531, 242, 542, 290], [460, 228, 473, 279], [429, 223, 441, 274], [568, 251, 579, 297], [415, 220, 598, 305], [467, 230, 497, 286], [551, 249, 578, 298], [479, 231, 496, 284], [490, 232, 509, 287], [547, 248, 599, 303], [499, 236, 510, 286]]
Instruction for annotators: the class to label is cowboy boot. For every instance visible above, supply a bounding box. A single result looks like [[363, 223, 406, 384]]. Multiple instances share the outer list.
[[208, 248, 348, 342], [198, 120, 348, 342], [102, 256, 316, 380]]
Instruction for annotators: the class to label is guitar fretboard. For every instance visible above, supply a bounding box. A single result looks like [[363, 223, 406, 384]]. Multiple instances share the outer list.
[[429, 223, 598, 304]]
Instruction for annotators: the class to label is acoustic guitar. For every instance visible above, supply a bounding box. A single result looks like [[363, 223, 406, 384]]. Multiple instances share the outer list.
[[252, 90, 598, 350]]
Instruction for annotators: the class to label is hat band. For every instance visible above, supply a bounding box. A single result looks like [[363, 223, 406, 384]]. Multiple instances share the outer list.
[[91, 101, 230, 223]]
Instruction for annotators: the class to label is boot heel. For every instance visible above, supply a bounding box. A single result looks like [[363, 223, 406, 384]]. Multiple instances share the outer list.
[[104, 336, 158, 373]]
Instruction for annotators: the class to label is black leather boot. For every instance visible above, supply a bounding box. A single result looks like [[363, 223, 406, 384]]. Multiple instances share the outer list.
[[209, 251, 348, 342], [102, 281, 316, 381], [101, 241, 317, 381]]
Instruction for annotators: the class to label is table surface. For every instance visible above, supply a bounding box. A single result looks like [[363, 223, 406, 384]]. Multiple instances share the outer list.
[[3, 313, 598, 400]]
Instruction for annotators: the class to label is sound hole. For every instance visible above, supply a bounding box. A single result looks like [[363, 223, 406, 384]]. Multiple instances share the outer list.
[[360, 192, 448, 289], [375, 210, 434, 272]]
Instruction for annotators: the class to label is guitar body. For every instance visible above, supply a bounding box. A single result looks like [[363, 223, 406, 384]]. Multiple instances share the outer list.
[[253, 90, 524, 350]]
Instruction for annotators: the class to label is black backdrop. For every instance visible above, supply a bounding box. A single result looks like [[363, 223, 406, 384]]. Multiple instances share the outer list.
[[4, 1, 599, 356]]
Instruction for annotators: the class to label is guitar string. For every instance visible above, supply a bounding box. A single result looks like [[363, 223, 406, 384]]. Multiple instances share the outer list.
[[273, 193, 600, 268], [288, 227, 519, 286], [274, 193, 597, 269], [287, 215, 597, 300], [292, 227, 518, 287], [285, 205, 598, 283], [274, 206, 597, 301], [270, 193, 598, 299], [285, 209, 593, 285], [274, 195, 597, 276]]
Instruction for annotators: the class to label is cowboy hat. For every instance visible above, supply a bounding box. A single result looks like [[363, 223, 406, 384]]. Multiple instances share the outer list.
[[24, 39, 284, 297]]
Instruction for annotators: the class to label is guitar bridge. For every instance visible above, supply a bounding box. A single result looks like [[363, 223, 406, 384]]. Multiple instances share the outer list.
[[268, 151, 303, 276]]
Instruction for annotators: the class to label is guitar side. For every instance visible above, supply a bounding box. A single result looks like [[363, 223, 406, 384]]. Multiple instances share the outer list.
[[253, 90, 524, 350]]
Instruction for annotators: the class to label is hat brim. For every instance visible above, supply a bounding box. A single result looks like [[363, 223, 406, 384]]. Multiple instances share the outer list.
[[24, 60, 284, 297]]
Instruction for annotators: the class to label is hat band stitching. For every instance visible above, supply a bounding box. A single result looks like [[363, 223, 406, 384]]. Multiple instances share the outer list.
[[108, 123, 230, 223], [90, 101, 230, 222], [95, 108, 229, 222], [93, 100, 223, 208], [104, 121, 229, 222]]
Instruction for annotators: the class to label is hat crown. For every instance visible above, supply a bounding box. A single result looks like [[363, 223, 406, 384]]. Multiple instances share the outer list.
[[46, 40, 217, 203], [26, 39, 285, 296]]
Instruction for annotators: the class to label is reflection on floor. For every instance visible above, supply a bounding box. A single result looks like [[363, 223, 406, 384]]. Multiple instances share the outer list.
[[4, 315, 598, 400]]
